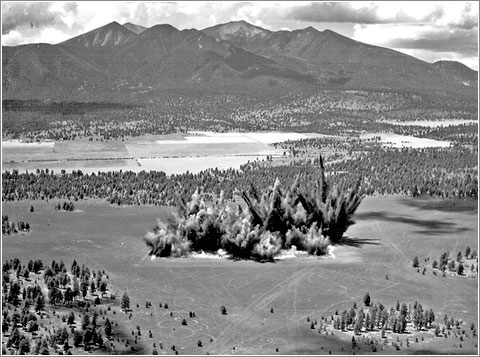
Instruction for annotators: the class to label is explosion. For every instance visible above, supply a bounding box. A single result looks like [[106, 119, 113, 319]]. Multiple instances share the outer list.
[[145, 155, 364, 261]]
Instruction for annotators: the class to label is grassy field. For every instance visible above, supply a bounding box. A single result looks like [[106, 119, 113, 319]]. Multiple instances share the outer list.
[[2, 139, 130, 162], [2, 196, 478, 355], [1, 134, 285, 174], [359, 133, 451, 148]]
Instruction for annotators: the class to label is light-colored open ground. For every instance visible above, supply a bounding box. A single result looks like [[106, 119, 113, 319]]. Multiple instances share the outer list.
[[377, 119, 478, 127], [3, 132, 317, 174], [2, 130, 455, 174], [2, 196, 477, 354], [359, 133, 451, 148]]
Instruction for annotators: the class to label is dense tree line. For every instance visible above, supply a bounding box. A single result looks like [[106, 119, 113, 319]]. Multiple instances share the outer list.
[[2, 143, 477, 208], [390, 123, 478, 146], [3, 89, 476, 141], [276, 122, 478, 151], [2, 100, 135, 114], [329, 146, 477, 198]]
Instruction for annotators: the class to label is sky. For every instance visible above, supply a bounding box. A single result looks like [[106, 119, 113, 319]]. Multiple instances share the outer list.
[[1, 1, 478, 70]]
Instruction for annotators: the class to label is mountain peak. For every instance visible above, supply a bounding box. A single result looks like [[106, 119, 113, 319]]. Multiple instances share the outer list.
[[143, 24, 178, 34], [230, 20, 267, 29], [61, 21, 137, 48], [97, 21, 126, 32], [123, 22, 147, 35], [202, 20, 271, 42], [305, 26, 319, 32]]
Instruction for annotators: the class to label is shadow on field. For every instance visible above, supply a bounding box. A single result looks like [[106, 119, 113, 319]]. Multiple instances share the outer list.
[[339, 236, 381, 248], [288, 333, 375, 355], [398, 198, 478, 214], [355, 211, 471, 235]]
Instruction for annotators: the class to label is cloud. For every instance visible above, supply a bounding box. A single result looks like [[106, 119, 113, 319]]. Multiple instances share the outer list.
[[288, 2, 413, 24], [1, 2, 79, 35], [435, 1, 478, 30], [353, 23, 478, 57], [287, 1, 478, 29], [2, 2, 54, 34], [387, 30, 478, 55]]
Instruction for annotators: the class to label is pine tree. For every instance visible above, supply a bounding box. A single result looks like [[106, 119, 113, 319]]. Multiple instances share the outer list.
[[121, 293, 130, 311], [73, 330, 83, 347], [67, 312, 75, 326], [92, 311, 98, 328], [35, 295, 45, 312], [365, 314, 371, 331], [81, 282, 88, 299], [412, 256, 419, 268], [465, 247, 471, 259], [19, 337, 31, 354], [104, 318, 112, 337], [71, 260, 78, 274], [73, 278, 80, 298], [448, 260, 456, 271], [83, 329, 92, 347], [354, 320, 362, 335], [7, 328, 20, 348], [82, 314, 90, 330], [363, 292, 371, 306], [33, 259, 43, 273]]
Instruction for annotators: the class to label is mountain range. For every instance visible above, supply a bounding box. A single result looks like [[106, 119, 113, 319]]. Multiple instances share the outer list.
[[2, 20, 478, 101]]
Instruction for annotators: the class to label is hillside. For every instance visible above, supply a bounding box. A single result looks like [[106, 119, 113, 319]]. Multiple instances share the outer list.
[[203, 21, 478, 97], [2, 44, 106, 100], [1, 20, 477, 101]]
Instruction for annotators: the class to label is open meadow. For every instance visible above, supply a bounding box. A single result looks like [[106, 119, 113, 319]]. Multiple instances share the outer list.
[[2, 132, 323, 174], [2, 196, 477, 355]]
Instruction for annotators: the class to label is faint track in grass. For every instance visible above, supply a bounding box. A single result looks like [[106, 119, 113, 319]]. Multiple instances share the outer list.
[[175, 266, 228, 339], [291, 270, 299, 350], [78, 251, 131, 294], [373, 219, 412, 264], [256, 280, 402, 340], [208, 266, 314, 354]]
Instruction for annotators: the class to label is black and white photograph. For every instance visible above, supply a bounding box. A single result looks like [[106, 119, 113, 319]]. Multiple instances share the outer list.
[[1, 1, 478, 355]]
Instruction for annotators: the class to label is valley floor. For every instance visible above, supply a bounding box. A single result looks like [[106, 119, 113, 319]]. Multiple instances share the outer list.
[[2, 196, 478, 354]]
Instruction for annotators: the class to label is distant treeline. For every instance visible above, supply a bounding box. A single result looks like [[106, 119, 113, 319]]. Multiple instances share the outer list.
[[2, 146, 477, 205], [2, 90, 476, 142], [330, 146, 478, 198], [2, 100, 136, 114]]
